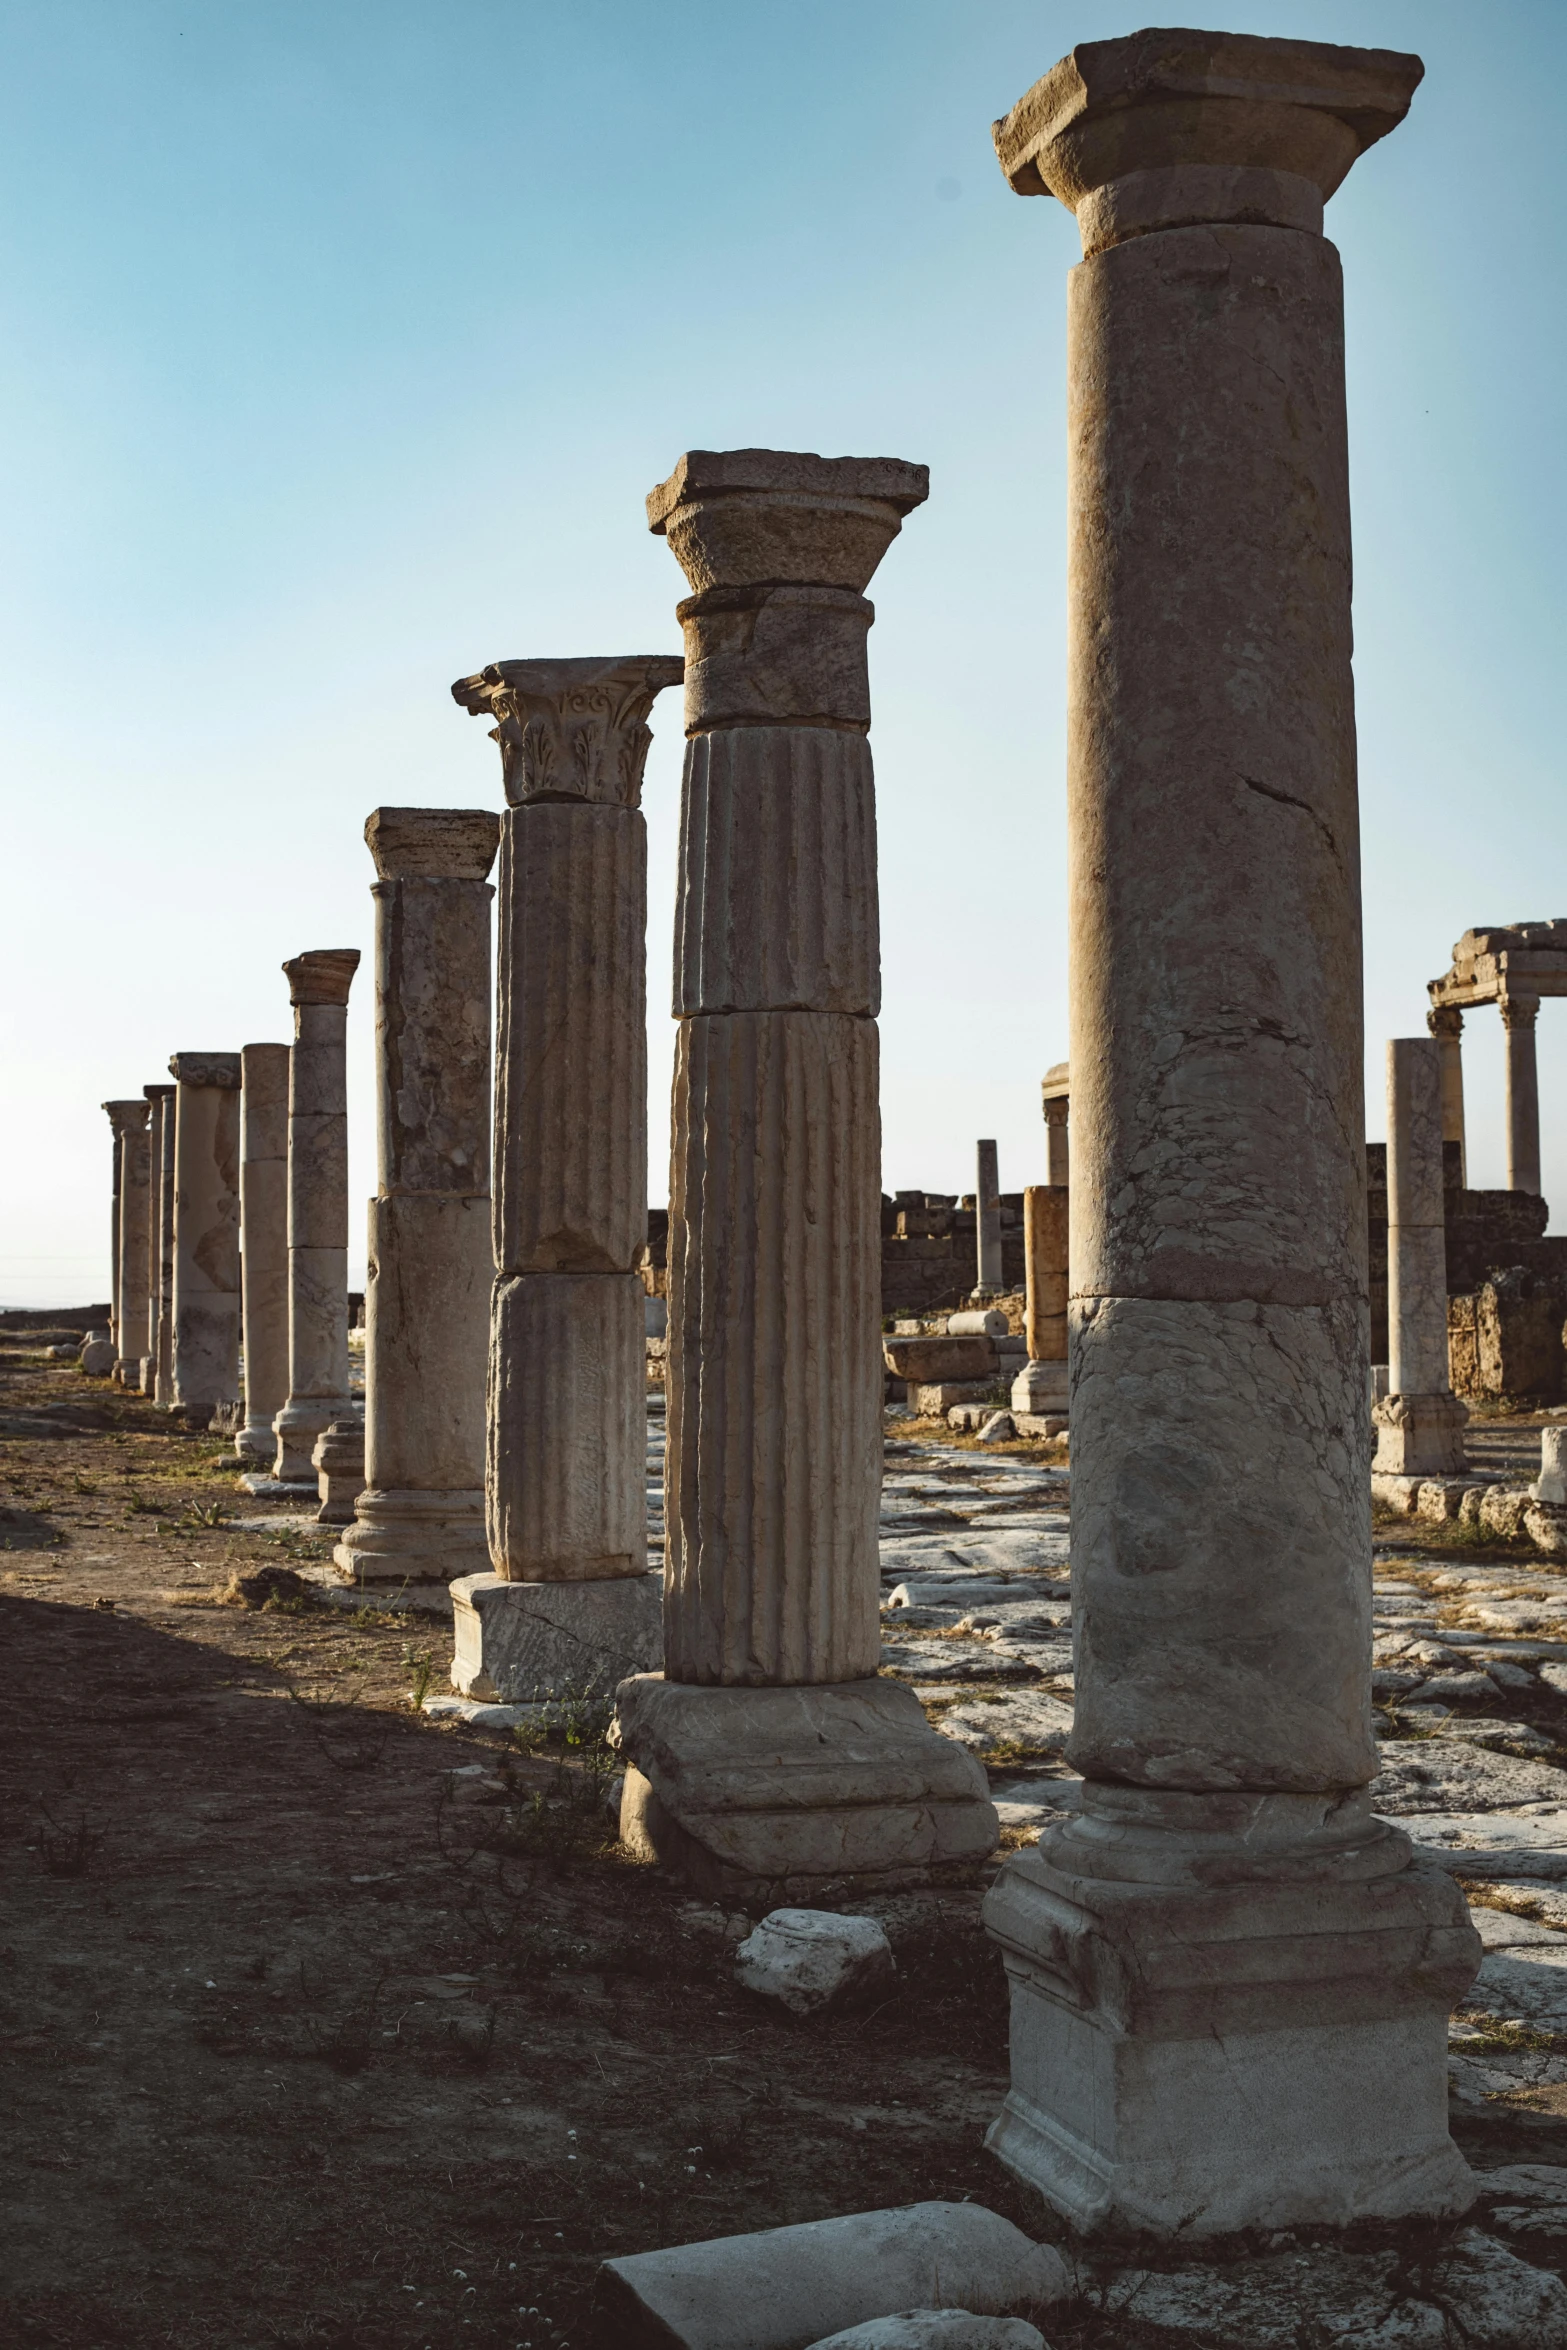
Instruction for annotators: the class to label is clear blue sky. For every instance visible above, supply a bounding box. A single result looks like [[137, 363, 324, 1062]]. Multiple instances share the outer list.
[[2, 1, 1564, 1305]]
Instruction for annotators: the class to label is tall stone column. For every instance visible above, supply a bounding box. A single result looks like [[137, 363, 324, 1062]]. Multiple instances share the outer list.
[[272, 951, 360, 1483], [1041, 1063, 1070, 1186], [141, 1086, 175, 1393], [1426, 1004, 1466, 1184], [1502, 993, 1541, 1194], [613, 448, 997, 1901], [972, 1139, 1002, 1299], [168, 1054, 241, 1421], [1012, 1185, 1068, 1416], [153, 1086, 176, 1403], [104, 1109, 124, 1354], [237, 1044, 291, 1462], [444, 663, 677, 1694], [336, 807, 500, 1593], [1373, 1039, 1466, 1478], [104, 1101, 150, 1383], [980, 33, 1476, 2237]]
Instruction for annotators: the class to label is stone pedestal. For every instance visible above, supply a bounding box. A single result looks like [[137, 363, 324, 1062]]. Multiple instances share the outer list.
[[335, 807, 499, 1588], [1373, 1037, 1466, 1479], [1013, 1182, 1069, 1415], [972, 1138, 1002, 1300], [1426, 1004, 1466, 1185], [168, 1054, 241, 1422], [1042, 1065, 1070, 1187], [273, 950, 360, 1480], [104, 1101, 150, 1382], [314, 1418, 366, 1525], [612, 447, 997, 1895], [238, 1043, 290, 1462], [449, 656, 682, 1693], [982, 31, 1475, 2238], [140, 1087, 174, 1393], [1502, 993, 1541, 1194]]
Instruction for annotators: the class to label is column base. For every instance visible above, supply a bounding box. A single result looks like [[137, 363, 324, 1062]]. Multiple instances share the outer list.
[[273, 1396, 355, 1483], [1371, 1390, 1468, 1477], [138, 1357, 156, 1396], [335, 1489, 490, 1585], [614, 1675, 999, 1903], [311, 1419, 366, 1526], [982, 1787, 1481, 2239], [451, 1570, 663, 1702], [234, 1415, 278, 1464], [1011, 1359, 1068, 1414]]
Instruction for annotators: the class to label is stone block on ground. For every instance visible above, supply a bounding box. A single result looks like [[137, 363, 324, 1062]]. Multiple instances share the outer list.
[[1523, 1503, 1567, 1557], [1011, 1412, 1067, 1439], [733, 1909, 894, 2015], [975, 1411, 1014, 1444], [1480, 1488, 1533, 1540], [78, 1338, 115, 1376], [807, 2321, 1044, 2350], [945, 1310, 1008, 1338], [883, 1334, 996, 1384], [593, 2201, 1066, 2350], [912, 1381, 1000, 1414], [451, 1570, 662, 1702]]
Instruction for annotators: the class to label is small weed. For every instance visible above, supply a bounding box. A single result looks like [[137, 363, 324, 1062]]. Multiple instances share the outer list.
[[183, 1499, 228, 1529], [403, 1645, 436, 1710], [1453, 2008, 1567, 2055], [70, 1474, 96, 1496], [33, 1804, 106, 1878]]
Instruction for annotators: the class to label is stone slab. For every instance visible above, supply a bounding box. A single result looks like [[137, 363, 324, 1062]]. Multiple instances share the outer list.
[[238, 1475, 318, 1499], [451, 1570, 663, 1701]]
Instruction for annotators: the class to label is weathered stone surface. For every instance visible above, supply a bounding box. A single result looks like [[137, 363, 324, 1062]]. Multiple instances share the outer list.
[[167, 1055, 241, 1421], [616, 1677, 997, 1901], [79, 1336, 115, 1376], [237, 1043, 289, 1462], [1375, 1037, 1467, 1477], [1532, 1428, 1567, 1505], [973, 1140, 1002, 1298], [488, 1273, 645, 1580], [140, 1086, 173, 1392], [733, 1909, 894, 2015], [1503, 994, 1542, 1194], [807, 2321, 1044, 2350], [948, 1309, 1008, 1338], [274, 953, 359, 1479], [150, 1084, 176, 1402], [882, 1334, 996, 1384], [312, 1418, 365, 1526], [451, 1570, 661, 1701], [595, 2200, 1064, 2350], [104, 1100, 150, 1379], [451, 654, 683, 809]]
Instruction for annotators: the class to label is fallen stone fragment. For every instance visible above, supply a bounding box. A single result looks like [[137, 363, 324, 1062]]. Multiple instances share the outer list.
[[806, 2317, 1044, 2350], [594, 2203, 1067, 2350], [733, 1910, 894, 2015], [228, 1566, 311, 1610], [975, 1412, 1015, 1444], [78, 1337, 115, 1376]]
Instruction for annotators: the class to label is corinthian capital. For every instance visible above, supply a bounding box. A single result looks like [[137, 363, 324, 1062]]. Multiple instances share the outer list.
[[103, 1098, 151, 1132], [451, 656, 684, 810], [1500, 993, 1541, 1032]]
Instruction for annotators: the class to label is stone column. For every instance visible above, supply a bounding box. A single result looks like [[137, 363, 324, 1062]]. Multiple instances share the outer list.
[[168, 1054, 241, 1421], [104, 1101, 150, 1383], [272, 951, 360, 1483], [141, 1086, 175, 1393], [153, 1086, 176, 1404], [1012, 1185, 1068, 1416], [237, 1044, 291, 1462], [1426, 1004, 1466, 1184], [104, 1109, 124, 1354], [1041, 1063, 1070, 1186], [972, 1139, 1002, 1299], [981, 32, 1476, 2238], [613, 447, 997, 1901], [1373, 1039, 1466, 1478], [1501, 993, 1541, 1194], [444, 664, 678, 1695], [335, 807, 500, 1593]]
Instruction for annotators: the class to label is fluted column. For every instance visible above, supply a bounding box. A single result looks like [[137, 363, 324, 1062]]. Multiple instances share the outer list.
[[168, 1054, 241, 1421], [1425, 1004, 1466, 1185], [237, 1044, 290, 1461], [273, 950, 360, 1482], [336, 806, 499, 1589], [1373, 1039, 1466, 1477], [613, 447, 997, 1901], [104, 1101, 150, 1384], [979, 31, 1475, 2238], [443, 658, 680, 1697], [152, 1087, 176, 1403], [1502, 993, 1541, 1194], [141, 1086, 175, 1393]]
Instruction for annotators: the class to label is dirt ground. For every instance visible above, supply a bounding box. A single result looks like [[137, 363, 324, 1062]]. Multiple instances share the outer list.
[[2, 1335, 1565, 2350]]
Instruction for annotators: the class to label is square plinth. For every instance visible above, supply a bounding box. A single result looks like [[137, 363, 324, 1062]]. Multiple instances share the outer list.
[[451, 1571, 663, 1703]]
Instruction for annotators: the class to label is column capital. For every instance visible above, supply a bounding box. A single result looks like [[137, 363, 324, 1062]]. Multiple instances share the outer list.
[[103, 1098, 151, 1131], [994, 31, 1421, 255], [283, 949, 360, 1008], [143, 1082, 176, 1102], [452, 657, 683, 809], [365, 806, 500, 881], [168, 1053, 241, 1088], [1500, 992, 1541, 1030], [1425, 1004, 1463, 1040]]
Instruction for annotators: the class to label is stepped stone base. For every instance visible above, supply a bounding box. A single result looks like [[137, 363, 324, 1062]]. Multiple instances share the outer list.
[[335, 1489, 489, 1585]]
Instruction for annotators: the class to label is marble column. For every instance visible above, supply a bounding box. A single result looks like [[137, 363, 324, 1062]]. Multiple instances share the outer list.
[[1011, 1185, 1068, 1416], [141, 1086, 175, 1393], [1372, 1039, 1466, 1477], [972, 1139, 1002, 1300], [104, 1101, 150, 1382], [104, 1109, 124, 1354], [981, 32, 1476, 2237], [1502, 993, 1541, 1194], [336, 807, 500, 1592], [445, 662, 678, 1695], [613, 447, 997, 1901], [272, 951, 360, 1482], [153, 1086, 176, 1404], [1426, 1004, 1466, 1185], [1041, 1063, 1070, 1186], [237, 1044, 291, 1462], [168, 1054, 241, 1421]]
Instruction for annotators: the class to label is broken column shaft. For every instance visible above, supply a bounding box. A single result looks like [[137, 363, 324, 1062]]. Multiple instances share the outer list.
[[104, 1101, 150, 1382], [273, 950, 360, 1483], [141, 1085, 175, 1395], [1372, 1039, 1467, 1479], [238, 1043, 291, 1463], [168, 1054, 241, 1422], [981, 29, 1477, 2237]]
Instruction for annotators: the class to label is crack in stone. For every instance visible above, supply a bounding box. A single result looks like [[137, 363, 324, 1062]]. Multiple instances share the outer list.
[[1240, 772, 1344, 872]]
